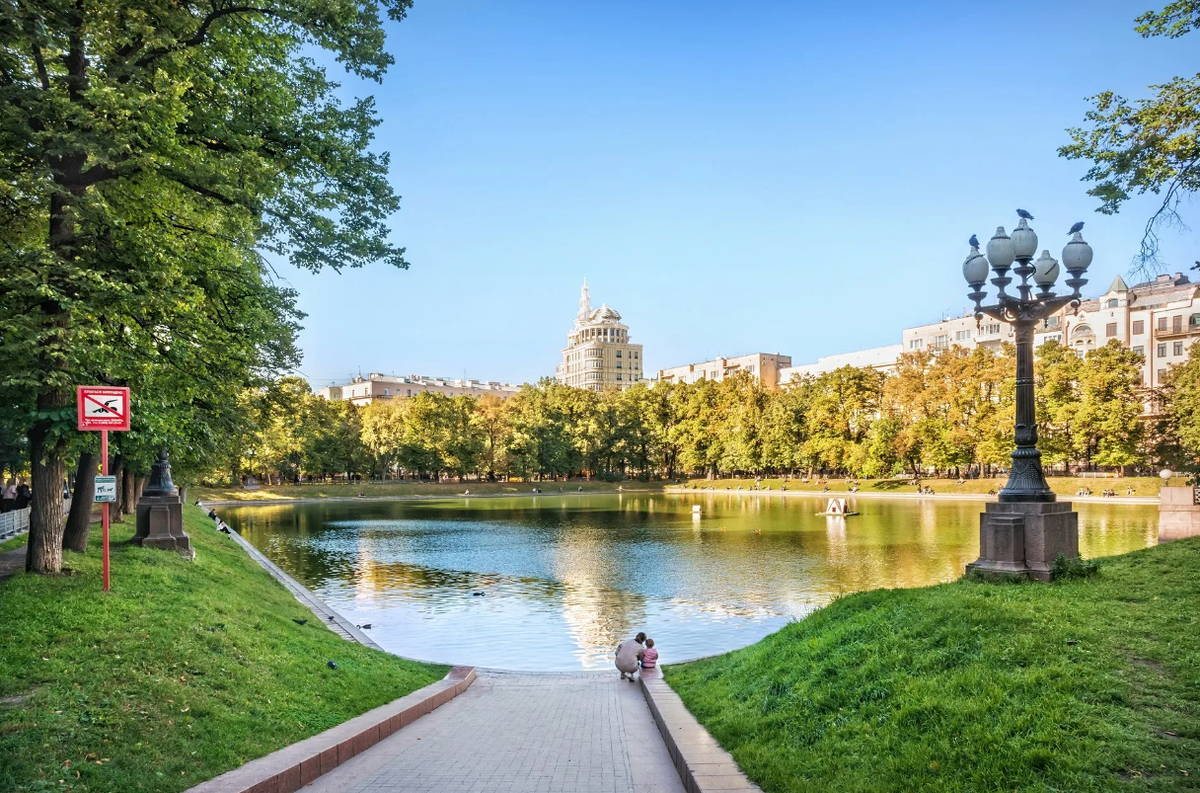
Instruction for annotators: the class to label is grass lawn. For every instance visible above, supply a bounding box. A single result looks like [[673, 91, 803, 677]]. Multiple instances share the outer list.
[[0, 532, 29, 553], [675, 475, 1176, 498], [666, 538, 1200, 792], [192, 478, 668, 502], [0, 506, 447, 793]]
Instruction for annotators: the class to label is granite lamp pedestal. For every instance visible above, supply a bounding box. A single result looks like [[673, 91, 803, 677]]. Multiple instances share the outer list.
[[966, 500, 1078, 581], [132, 450, 193, 560]]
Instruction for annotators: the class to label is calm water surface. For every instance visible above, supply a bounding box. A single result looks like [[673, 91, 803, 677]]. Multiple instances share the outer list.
[[221, 493, 1158, 670]]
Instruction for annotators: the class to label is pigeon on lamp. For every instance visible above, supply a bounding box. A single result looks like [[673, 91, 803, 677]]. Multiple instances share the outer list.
[[1016, 208, 1034, 220], [968, 234, 980, 248], [1068, 221, 1084, 235]]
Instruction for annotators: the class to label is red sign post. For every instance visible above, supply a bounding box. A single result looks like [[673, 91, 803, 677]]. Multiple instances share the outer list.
[[77, 386, 131, 591]]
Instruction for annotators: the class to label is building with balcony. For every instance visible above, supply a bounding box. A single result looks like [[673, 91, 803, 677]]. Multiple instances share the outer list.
[[317, 374, 521, 406], [658, 352, 793, 389], [786, 272, 1200, 392], [556, 280, 645, 391]]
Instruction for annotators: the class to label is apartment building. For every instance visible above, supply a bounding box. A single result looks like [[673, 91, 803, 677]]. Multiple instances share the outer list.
[[779, 344, 903, 380], [785, 272, 1200, 390], [658, 352, 793, 389], [317, 374, 521, 406], [556, 280, 645, 391]]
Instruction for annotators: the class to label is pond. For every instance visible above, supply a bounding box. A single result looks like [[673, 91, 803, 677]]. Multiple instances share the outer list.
[[220, 493, 1159, 671]]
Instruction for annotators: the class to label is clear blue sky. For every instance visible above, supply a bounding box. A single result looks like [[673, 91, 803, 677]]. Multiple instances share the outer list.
[[288, 0, 1197, 387]]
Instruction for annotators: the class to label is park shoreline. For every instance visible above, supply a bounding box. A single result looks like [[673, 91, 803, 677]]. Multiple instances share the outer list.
[[197, 486, 1160, 508]]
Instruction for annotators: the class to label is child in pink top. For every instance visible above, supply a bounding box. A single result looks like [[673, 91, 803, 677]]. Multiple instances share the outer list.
[[640, 638, 658, 669]]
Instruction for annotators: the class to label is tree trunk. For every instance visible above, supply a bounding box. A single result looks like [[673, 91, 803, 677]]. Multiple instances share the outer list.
[[121, 467, 135, 517], [134, 475, 145, 503], [63, 450, 98, 553], [26, 407, 67, 574], [112, 455, 125, 517]]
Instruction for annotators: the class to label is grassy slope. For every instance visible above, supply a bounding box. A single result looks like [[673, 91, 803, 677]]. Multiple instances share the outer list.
[[676, 475, 1175, 498], [0, 532, 28, 553], [192, 479, 667, 502], [0, 507, 447, 793], [666, 539, 1200, 792]]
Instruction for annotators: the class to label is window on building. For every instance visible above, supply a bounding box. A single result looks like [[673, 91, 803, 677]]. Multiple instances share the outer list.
[[1158, 343, 1167, 357], [407, 389, 411, 397], [616, 362, 622, 369], [1106, 322, 1117, 337], [1046, 316, 1061, 328], [1158, 368, 1167, 382], [1133, 345, 1144, 358], [956, 330, 971, 341], [616, 374, 622, 381], [1158, 316, 1168, 331], [1133, 320, 1144, 335], [983, 323, 1001, 335], [1175, 342, 1184, 356], [909, 339, 924, 349], [1174, 315, 1183, 333], [934, 335, 949, 350], [1108, 299, 1118, 308], [1192, 313, 1200, 326]]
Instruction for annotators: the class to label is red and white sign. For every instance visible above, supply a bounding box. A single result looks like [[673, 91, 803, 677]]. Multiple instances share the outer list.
[[76, 386, 131, 432]]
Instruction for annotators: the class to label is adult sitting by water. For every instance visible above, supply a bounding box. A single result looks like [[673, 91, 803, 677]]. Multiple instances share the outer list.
[[615, 632, 646, 682]]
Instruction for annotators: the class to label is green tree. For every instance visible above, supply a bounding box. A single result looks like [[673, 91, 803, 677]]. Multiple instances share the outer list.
[[1160, 341, 1200, 472], [1, 0, 411, 572], [1060, 1, 1200, 268]]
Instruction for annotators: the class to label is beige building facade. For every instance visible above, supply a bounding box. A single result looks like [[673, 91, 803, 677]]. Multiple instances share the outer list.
[[556, 280, 645, 391], [658, 352, 793, 389], [317, 374, 521, 406], [787, 272, 1200, 391]]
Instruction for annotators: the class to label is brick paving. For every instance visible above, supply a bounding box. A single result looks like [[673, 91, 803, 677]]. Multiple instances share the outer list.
[[305, 670, 685, 793]]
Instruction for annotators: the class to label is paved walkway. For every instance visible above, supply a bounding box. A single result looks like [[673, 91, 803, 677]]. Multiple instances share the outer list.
[[306, 671, 685, 793], [0, 546, 25, 585]]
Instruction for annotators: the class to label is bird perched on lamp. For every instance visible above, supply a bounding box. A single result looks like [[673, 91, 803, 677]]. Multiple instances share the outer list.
[[968, 234, 980, 248], [1068, 221, 1084, 235], [1016, 208, 1034, 220]]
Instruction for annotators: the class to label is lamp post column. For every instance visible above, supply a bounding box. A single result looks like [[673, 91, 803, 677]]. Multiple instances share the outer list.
[[1003, 319, 1055, 503]]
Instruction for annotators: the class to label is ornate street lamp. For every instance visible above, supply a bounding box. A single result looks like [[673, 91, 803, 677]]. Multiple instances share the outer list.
[[961, 212, 1092, 579]]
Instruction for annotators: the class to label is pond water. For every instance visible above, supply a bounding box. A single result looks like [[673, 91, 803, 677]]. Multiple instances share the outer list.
[[220, 493, 1159, 670]]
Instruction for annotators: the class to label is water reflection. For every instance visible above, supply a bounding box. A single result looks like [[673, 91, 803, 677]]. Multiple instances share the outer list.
[[220, 494, 1159, 670]]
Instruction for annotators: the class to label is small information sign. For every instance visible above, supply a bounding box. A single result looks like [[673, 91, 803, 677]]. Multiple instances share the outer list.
[[94, 475, 117, 503]]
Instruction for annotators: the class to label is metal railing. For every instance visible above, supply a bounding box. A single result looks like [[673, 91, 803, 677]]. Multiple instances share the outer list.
[[0, 507, 31, 541]]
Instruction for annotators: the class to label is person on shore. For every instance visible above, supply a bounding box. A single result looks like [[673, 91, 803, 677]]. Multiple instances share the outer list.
[[640, 638, 658, 671], [1, 479, 15, 513], [14, 482, 30, 510], [615, 632, 645, 682]]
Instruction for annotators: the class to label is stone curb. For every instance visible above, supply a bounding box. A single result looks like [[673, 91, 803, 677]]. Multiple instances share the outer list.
[[183, 666, 476, 793], [197, 504, 383, 650], [639, 668, 762, 793]]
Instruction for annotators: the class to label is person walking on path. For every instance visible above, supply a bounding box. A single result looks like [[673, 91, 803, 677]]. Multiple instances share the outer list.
[[615, 632, 645, 682]]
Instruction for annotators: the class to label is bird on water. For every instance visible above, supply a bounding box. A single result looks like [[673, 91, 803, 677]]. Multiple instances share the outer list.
[[1068, 221, 1084, 235], [969, 234, 980, 248], [1016, 208, 1034, 220]]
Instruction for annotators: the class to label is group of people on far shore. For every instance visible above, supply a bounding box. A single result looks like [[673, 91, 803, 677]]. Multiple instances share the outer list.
[[614, 632, 658, 682]]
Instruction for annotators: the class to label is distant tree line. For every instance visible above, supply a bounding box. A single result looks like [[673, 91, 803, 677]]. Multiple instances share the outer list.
[[217, 339, 1200, 485]]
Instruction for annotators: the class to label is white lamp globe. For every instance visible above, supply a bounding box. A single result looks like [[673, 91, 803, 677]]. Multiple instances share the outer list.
[[986, 227, 1015, 270], [963, 251, 990, 285], [1011, 218, 1038, 259], [1160, 468, 1173, 481], [1062, 234, 1094, 273], [1033, 250, 1060, 286]]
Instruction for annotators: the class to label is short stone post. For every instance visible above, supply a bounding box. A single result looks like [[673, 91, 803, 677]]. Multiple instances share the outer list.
[[131, 449, 193, 559]]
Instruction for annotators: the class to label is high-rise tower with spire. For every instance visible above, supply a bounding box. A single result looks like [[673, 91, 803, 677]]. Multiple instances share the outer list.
[[556, 279, 644, 391]]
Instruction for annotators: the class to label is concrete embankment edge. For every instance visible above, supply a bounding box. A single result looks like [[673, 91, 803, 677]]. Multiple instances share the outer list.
[[639, 668, 763, 793], [183, 666, 476, 793]]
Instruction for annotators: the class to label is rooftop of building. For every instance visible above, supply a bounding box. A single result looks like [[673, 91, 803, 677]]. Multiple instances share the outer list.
[[328, 373, 521, 391]]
